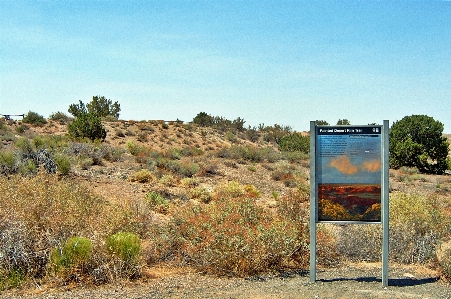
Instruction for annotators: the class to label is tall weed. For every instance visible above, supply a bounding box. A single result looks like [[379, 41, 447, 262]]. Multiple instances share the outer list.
[[173, 197, 305, 276]]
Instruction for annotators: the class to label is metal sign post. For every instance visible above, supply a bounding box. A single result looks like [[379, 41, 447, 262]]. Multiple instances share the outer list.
[[381, 119, 389, 287], [309, 120, 389, 287]]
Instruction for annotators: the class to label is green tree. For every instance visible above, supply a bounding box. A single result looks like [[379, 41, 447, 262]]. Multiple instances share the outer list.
[[265, 124, 292, 145], [389, 115, 450, 174], [336, 119, 351, 125], [232, 117, 246, 131], [68, 100, 87, 117], [315, 120, 329, 126], [68, 96, 120, 119], [87, 95, 120, 119], [192, 112, 213, 127], [68, 113, 106, 141]]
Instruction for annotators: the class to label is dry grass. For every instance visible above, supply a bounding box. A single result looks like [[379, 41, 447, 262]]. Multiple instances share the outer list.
[[0, 172, 144, 287]]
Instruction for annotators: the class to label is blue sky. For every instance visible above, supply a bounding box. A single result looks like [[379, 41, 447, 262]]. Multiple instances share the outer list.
[[1, 1, 450, 132]]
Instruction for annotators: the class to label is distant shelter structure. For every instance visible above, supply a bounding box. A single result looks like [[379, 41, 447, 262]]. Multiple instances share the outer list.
[[1, 113, 25, 120]]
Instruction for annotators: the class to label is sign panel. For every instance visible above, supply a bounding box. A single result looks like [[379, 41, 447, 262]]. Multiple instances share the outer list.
[[316, 126, 382, 222], [310, 121, 389, 286]]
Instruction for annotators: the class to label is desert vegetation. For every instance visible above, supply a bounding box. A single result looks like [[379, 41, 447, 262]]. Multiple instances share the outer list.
[[1, 104, 451, 292]]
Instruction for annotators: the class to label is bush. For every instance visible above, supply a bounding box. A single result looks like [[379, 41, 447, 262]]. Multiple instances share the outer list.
[[213, 180, 245, 200], [129, 169, 155, 183], [0, 174, 125, 279], [226, 145, 280, 163], [68, 113, 106, 141], [22, 111, 47, 126], [106, 232, 141, 262], [54, 154, 71, 175], [144, 192, 170, 214], [33, 135, 68, 152], [277, 185, 310, 224], [390, 115, 450, 174], [0, 151, 17, 174], [106, 232, 141, 278], [50, 236, 92, 274], [49, 112, 71, 124], [279, 132, 310, 153], [335, 191, 451, 264], [389, 192, 451, 264], [160, 174, 176, 186], [188, 187, 212, 203], [0, 220, 32, 284], [173, 197, 305, 276], [0, 268, 26, 291], [180, 177, 199, 188], [126, 140, 146, 156], [164, 160, 200, 177], [0, 174, 149, 285], [15, 124, 28, 133]]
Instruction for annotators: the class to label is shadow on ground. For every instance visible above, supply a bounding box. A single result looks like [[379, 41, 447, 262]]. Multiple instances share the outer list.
[[318, 276, 439, 287]]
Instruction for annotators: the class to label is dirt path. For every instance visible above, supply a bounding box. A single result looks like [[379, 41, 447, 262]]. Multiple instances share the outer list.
[[3, 263, 450, 299]]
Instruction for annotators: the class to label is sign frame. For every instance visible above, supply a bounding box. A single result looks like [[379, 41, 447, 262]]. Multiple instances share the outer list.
[[309, 120, 389, 287]]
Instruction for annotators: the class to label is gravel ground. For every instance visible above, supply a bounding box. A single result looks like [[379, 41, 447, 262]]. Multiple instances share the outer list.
[[3, 264, 450, 299]]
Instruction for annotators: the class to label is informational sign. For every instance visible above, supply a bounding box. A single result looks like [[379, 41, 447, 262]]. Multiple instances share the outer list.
[[316, 126, 382, 222], [309, 121, 390, 287]]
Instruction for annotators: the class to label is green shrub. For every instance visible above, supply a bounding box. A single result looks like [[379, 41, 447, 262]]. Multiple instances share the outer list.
[[78, 157, 93, 170], [192, 112, 213, 127], [0, 268, 26, 291], [279, 132, 310, 153], [126, 140, 145, 156], [213, 180, 245, 200], [15, 124, 29, 134], [247, 165, 256, 172], [33, 135, 68, 152], [188, 187, 212, 203], [0, 151, 17, 174], [68, 113, 106, 141], [50, 236, 92, 272], [14, 138, 34, 154], [283, 151, 309, 163], [54, 154, 71, 175], [106, 232, 141, 263], [49, 111, 71, 124], [19, 159, 37, 175], [22, 111, 47, 126], [164, 160, 200, 177], [144, 192, 170, 214], [227, 145, 281, 163]]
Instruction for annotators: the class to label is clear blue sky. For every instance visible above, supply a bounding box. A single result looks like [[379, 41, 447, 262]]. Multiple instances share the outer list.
[[1, 1, 450, 132]]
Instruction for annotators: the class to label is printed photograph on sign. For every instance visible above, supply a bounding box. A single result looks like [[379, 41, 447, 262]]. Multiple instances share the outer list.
[[317, 127, 382, 222]]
